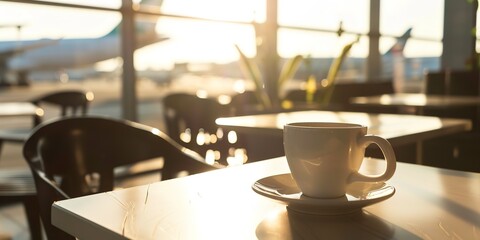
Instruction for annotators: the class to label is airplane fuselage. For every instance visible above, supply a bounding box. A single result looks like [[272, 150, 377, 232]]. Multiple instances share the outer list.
[[2, 34, 163, 72]]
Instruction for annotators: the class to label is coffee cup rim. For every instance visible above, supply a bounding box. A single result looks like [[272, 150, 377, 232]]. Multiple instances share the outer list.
[[285, 122, 365, 129]]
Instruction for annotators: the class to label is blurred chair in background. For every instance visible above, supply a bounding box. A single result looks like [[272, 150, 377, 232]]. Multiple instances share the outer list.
[[283, 80, 396, 113], [31, 90, 94, 120], [23, 116, 219, 239], [425, 69, 479, 96], [163, 92, 248, 166], [228, 91, 265, 115], [423, 69, 480, 172]]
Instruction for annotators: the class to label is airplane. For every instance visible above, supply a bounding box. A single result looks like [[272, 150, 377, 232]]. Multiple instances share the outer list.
[[0, 0, 166, 86], [293, 28, 440, 83]]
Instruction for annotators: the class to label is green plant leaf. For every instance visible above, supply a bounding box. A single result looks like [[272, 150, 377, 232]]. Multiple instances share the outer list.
[[278, 55, 303, 96], [305, 74, 317, 103], [319, 37, 359, 105], [235, 45, 272, 108]]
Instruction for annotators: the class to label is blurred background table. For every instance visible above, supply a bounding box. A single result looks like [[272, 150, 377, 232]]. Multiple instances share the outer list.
[[216, 110, 472, 164], [0, 102, 42, 126], [351, 93, 480, 171], [351, 93, 480, 116], [0, 102, 43, 144]]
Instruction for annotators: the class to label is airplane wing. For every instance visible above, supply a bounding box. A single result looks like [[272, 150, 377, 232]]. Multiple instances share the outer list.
[[0, 38, 60, 59]]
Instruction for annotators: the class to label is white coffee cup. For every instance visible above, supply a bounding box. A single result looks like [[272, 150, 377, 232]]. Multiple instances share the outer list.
[[284, 122, 396, 199]]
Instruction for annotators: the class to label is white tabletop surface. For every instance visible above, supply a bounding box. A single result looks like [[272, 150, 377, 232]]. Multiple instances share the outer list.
[[0, 102, 44, 141], [215, 110, 472, 147], [52, 157, 480, 239], [0, 102, 42, 117]]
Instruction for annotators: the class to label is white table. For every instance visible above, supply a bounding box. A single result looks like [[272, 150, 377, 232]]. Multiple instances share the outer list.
[[215, 110, 472, 164], [0, 102, 43, 143], [52, 157, 480, 239], [351, 93, 480, 125]]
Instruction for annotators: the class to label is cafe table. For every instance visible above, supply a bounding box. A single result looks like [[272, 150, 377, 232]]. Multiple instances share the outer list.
[[0, 102, 43, 142], [215, 110, 472, 164], [52, 157, 480, 239], [350, 93, 480, 114]]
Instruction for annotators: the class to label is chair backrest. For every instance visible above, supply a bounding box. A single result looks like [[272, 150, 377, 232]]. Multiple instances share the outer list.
[[29, 166, 73, 240], [23, 116, 219, 238], [163, 92, 232, 162], [425, 70, 479, 96], [31, 90, 94, 120], [24, 116, 218, 197], [425, 71, 447, 95], [284, 80, 395, 112], [229, 91, 263, 115]]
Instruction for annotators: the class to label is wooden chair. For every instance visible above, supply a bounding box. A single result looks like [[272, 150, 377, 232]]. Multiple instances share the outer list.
[[23, 116, 219, 239], [0, 89, 93, 240]]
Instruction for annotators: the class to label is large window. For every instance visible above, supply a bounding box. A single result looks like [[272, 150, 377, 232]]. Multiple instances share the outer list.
[[0, 0, 455, 110]]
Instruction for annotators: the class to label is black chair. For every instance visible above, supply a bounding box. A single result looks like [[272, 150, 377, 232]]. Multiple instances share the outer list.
[[425, 70, 479, 96], [229, 91, 265, 115], [283, 80, 396, 113], [423, 70, 480, 171], [0, 89, 94, 240], [163, 92, 243, 165], [424, 71, 447, 95], [31, 89, 94, 120], [423, 70, 479, 128], [23, 116, 218, 239]]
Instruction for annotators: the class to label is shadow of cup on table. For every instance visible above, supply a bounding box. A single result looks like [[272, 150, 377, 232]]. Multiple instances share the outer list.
[[255, 208, 421, 240]]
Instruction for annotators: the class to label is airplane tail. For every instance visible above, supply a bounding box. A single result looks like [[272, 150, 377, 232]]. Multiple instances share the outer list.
[[385, 28, 412, 56], [104, 0, 163, 38]]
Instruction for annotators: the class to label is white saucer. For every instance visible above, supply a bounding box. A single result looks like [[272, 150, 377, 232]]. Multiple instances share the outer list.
[[252, 173, 395, 215]]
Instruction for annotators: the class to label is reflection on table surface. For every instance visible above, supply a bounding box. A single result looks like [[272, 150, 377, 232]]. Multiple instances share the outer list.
[[52, 157, 480, 240], [351, 93, 480, 107]]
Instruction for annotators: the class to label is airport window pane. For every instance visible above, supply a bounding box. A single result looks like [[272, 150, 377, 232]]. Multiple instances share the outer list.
[[381, 0, 443, 40], [133, 16, 255, 92], [0, 2, 121, 85], [277, 0, 369, 83], [278, 29, 368, 82], [161, 0, 265, 22], [278, 0, 369, 35], [35, 0, 121, 8], [380, 0, 443, 91], [380, 0, 443, 54]]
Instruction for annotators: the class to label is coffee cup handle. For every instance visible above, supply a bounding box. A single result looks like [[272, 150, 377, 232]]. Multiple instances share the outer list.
[[348, 135, 397, 183]]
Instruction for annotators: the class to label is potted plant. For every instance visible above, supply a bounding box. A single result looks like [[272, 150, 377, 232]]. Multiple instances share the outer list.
[[235, 36, 359, 111]]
